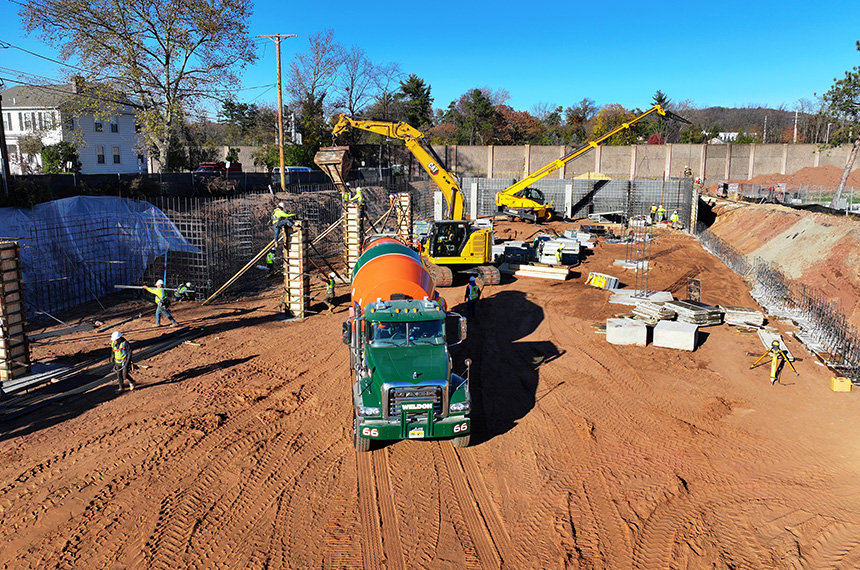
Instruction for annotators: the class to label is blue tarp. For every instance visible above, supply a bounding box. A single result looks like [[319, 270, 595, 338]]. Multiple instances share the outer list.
[[0, 196, 199, 317]]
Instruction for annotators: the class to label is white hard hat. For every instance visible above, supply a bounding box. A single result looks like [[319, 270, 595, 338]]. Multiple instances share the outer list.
[[186, 282, 191, 287], [111, 331, 122, 341], [278, 202, 285, 208], [155, 279, 164, 287], [329, 272, 336, 278]]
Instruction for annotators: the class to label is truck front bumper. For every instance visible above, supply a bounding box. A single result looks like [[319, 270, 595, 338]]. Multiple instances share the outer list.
[[357, 414, 469, 442]]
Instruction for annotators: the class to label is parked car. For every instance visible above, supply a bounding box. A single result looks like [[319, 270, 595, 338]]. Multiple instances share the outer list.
[[196, 161, 242, 173]]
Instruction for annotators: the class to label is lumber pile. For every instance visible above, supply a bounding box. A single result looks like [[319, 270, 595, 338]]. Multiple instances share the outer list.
[[632, 301, 676, 325], [664, 300, 723, 326], [720, 305, 765, 327]]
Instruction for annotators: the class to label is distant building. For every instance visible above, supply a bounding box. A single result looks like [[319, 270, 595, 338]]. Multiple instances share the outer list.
[[1, 82, 147, 175]]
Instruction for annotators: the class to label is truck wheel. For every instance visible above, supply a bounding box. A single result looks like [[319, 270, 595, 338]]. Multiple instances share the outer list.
[[353, 412, 371, 452], [451, 434, 470, 448]]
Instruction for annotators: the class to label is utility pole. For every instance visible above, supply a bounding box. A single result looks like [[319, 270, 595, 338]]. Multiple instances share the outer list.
[[258, 34, 297, 192], [793, 109, 799, 143], [0, 80, 11, 198]]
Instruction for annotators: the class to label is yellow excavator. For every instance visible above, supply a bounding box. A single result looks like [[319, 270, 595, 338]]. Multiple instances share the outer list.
[[315, 114, 500, 286], [496, 104, 691, 222]]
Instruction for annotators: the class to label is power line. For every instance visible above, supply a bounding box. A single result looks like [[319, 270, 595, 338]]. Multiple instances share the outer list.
[[0, 40, 95, 75]]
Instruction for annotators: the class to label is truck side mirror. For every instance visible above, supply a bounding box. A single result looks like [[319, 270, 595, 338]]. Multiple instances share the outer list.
[[446, 313, 467, 346], [342, 320, 351, 344]]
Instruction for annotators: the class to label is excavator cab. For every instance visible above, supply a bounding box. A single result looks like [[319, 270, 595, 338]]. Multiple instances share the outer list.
[[428, 221, 470, 258]]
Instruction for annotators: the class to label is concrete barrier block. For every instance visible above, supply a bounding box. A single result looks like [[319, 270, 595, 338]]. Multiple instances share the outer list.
[[653, 320, 698, 351], [606, 318, 648, 346]]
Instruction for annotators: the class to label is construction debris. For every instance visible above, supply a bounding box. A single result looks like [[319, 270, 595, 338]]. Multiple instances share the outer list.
[[498, 262, 570, 280]]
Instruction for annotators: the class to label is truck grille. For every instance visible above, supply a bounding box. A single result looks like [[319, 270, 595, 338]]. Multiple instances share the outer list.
[[388, 386, 443, 417]]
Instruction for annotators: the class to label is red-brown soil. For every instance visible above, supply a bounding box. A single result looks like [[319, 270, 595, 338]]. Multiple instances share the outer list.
[[3, 218, 860, 569]]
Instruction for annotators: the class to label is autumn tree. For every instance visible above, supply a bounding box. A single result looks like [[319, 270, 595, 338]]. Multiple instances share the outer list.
[[20, 0, 257, 171], [564, 98, 597, 144], [822, 40, 860, 206], [590, 104, 639, 145]]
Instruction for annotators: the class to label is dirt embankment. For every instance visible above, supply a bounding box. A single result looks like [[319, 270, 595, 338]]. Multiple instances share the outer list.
[[707, 200, 860, 329]]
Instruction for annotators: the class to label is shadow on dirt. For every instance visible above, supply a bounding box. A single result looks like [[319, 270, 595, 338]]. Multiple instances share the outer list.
[[450, 289, 561, 446]]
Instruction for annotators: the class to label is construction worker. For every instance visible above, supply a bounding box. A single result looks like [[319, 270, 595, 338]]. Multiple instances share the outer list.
[[109, 331, 135, 391], [656, 204, 666, 223], [324, 272, 336, 313], [266, 248, 276, 276], [348, 185, 365, 205], [143, 279, 177, 327], [555, 243, 565, 265], [649, 204, 657, 224], [684, 165, 692, 177], [272, 201, 295, 243], [464, 276, 480, 320], [670, 210, 680, 229], [175, 282, 192, 301]]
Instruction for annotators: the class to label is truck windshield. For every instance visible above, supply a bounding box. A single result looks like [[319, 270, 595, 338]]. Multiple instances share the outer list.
[[369, 320, 444, 347]]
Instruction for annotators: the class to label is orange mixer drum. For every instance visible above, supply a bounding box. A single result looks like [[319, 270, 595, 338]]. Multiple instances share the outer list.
[[351, 238, 436, 311]]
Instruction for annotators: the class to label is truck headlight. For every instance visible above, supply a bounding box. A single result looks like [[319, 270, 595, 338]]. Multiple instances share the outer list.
[[449, 401, 470, 413], [358, 406, 381, 417]]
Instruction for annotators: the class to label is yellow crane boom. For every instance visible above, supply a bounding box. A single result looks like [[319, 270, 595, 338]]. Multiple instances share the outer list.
[[497, 104, 690, 221]]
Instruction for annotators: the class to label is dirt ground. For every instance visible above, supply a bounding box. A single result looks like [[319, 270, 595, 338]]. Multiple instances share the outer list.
[[3, 213, 860, 570]]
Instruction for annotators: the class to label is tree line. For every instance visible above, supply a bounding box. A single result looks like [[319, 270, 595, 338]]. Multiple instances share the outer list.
[[13, 0, 860, 174]]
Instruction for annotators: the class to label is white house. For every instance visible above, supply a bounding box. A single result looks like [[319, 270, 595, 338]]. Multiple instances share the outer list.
[[1, 82, 147, 175]]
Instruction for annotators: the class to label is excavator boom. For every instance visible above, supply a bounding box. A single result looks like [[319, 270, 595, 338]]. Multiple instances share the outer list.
[[330, 114, 465, 221]]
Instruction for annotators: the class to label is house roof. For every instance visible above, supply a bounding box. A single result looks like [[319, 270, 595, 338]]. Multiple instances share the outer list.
[[1, 84, 78, 109]]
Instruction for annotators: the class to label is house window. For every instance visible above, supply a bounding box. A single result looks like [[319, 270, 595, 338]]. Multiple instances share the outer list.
[[37, 112, 44, 130], [110, 119, 118, 133], [97, 146, 105, 164], [95, 120, 103, 132], [18, 112, 23, 131], [112, 146, 121, 164], [23, 113, 32, 130], [3, 113, 11, 132]]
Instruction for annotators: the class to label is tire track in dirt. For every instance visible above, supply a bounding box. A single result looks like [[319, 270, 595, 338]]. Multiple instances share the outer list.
[[439, 443, 503, 569], [372, 448, 406, 570], [356, 451, 386, 570]]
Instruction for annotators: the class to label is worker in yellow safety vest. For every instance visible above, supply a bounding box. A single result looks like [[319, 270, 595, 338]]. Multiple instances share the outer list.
[[142, 279, 177, 326], [272, 201, 295, 242], [670, 210, 680, 229], [110, 330, 135, 391], [464, 276, 480, 320], [556, 243, 564, 265], [656, 204, 666, 222], [348, 186, 365, 205]]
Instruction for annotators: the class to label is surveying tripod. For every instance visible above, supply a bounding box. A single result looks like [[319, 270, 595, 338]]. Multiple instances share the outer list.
[[750, 340, 799, 385]]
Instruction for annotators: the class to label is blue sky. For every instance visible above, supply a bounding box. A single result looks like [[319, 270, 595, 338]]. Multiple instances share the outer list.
[[2, 0, 859, 119]]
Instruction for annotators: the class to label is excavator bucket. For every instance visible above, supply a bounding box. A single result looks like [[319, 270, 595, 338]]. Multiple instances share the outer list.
[[314, 146, 353, 195]]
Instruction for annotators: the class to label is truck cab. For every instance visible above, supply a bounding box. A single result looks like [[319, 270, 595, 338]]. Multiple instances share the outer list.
[[344, 297, 471, 451]]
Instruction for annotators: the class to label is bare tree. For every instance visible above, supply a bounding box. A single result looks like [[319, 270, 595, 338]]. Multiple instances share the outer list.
[[286, 29, 343, 111], [335, 46, 377, 117], [20, 0, 257, 171], [370, 62, 404, 121]]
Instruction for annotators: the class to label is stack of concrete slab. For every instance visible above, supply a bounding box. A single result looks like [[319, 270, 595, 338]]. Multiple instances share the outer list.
[[498, 262, 570, 280], [586, 272, 619, 289], [632, 301, 676, 325], [564, 230, 597, 249], [606, 318, 648, 346], [536, 238, 580, 266], [664, 300, 723, 326], [653, 321, 698, 351], [720, 305, 765, 327]]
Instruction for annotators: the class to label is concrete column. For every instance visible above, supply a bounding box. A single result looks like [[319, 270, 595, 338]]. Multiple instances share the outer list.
[[629, 144, 637, 181], [781, 144, 788, 175], [724, 144, 732, 180], [395, 192, 412, 239], [283, 221, 309, 319], [814, 147, 820, 167], [0, 241, 30, 385], [487, 145, 494, 177], [469, 182, 478, 220], [594, 145, 602, 174], [433, 191, 443, 220], [700, 144, 707, 186], [523, 144, 530, 177], [344, 202, 364, 280], [564, 182, 573, 219], [748, 144, 756, 179], [664, 144, 672, 179]]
